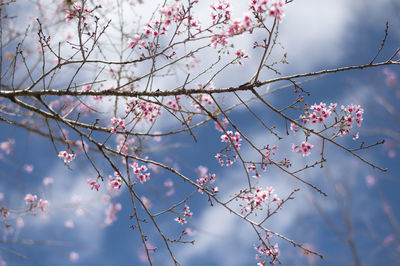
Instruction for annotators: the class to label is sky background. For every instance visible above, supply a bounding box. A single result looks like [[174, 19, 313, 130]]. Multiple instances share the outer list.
[[0, 0, 399, 265]]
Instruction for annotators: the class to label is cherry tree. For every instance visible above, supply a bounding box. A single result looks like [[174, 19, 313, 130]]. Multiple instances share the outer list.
[[0, 0, 399, 265]]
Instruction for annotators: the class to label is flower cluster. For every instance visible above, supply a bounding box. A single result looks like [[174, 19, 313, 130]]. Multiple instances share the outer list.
[[292, 141, 314, 157], [238, 186, 279, 213], [65, 2, 90, 22], [131, 162, 151, 184], [268, 1, 285, 20], [104, 203, 122, 226], [235, 48, 250, 65], [125, 99, 162, 123], [174, 205, 193, 225], [159, 2, 191, 30], [216, 131, 242, 166], [261, 145, 278, 170], [338, 104, 364, 135], [220, 131, 242, 149], [58, 151, 76, 163], [298, 102, 335, 126], [215, 152, 238, 167], [196, 173, 218, 194], [249, 0, 285, 21], [24, 193, 49, 213], [214, 118, 229, 132], [116, 135, 135, 155], [127, 34, 145, 49], [166, 96, 183, 113], [110, 117, 126, 133], [227, 14, 253, 36], [87, 178, 100, 191], [191, 93, 214, 113], [296, 102, 364, 138], [255, 241, 280, 265], [0, 138, 15, 155], [210, 0, 231, 24], [108, 173, 123, 193]]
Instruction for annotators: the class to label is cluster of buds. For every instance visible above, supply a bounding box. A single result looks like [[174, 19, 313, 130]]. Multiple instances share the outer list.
[[65, 2, 90, 22]]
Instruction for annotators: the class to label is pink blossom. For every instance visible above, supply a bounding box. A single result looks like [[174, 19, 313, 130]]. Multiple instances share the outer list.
[[104, 203, 122, 226], [290, 123, 299, 133], [23, 164, 34, 173], [43, 177, 54, 186], [365, 175, 376, 187], [108, 175, 122, 193], [110, 117, 126, 133], [269, 2, 285, 20], [292, 142, 314, 157], [69, 251, 79, 262], [174, 216, 187, 225], [215, 118, 229, 132], [131, 162, 151, 183], [58, 151, 76, 163], [24, 193, 37, 205], [0, 139, 15, 155], [87, 178, 100, 191], [65, 220, 75, 229], [38, 199, 49, 212]]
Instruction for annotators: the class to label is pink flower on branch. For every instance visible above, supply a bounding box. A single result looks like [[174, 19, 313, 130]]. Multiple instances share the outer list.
[[87, 178, 100, 191], [58, 151, 76, 163], [292, 142, 314, 157]]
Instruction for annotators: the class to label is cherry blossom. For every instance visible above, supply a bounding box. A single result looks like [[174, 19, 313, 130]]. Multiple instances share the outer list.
[[58, 151, 76, 163], [87, 178, 100, 191], [110, 117, 126, 133], [0, 139, 15, 155], [43, 177, 54, 186], [24, 193, 37, 205], [104, 203, 122, 226], [131, 162, 151, 184], [108, 173, 123, 193], [292, 142, 314, 157], [38, 199, 49, 212], [175, 205, 193, 225]]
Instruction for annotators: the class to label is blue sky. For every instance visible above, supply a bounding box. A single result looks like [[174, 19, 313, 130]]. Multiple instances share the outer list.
[[0, 0, 399, 265]]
